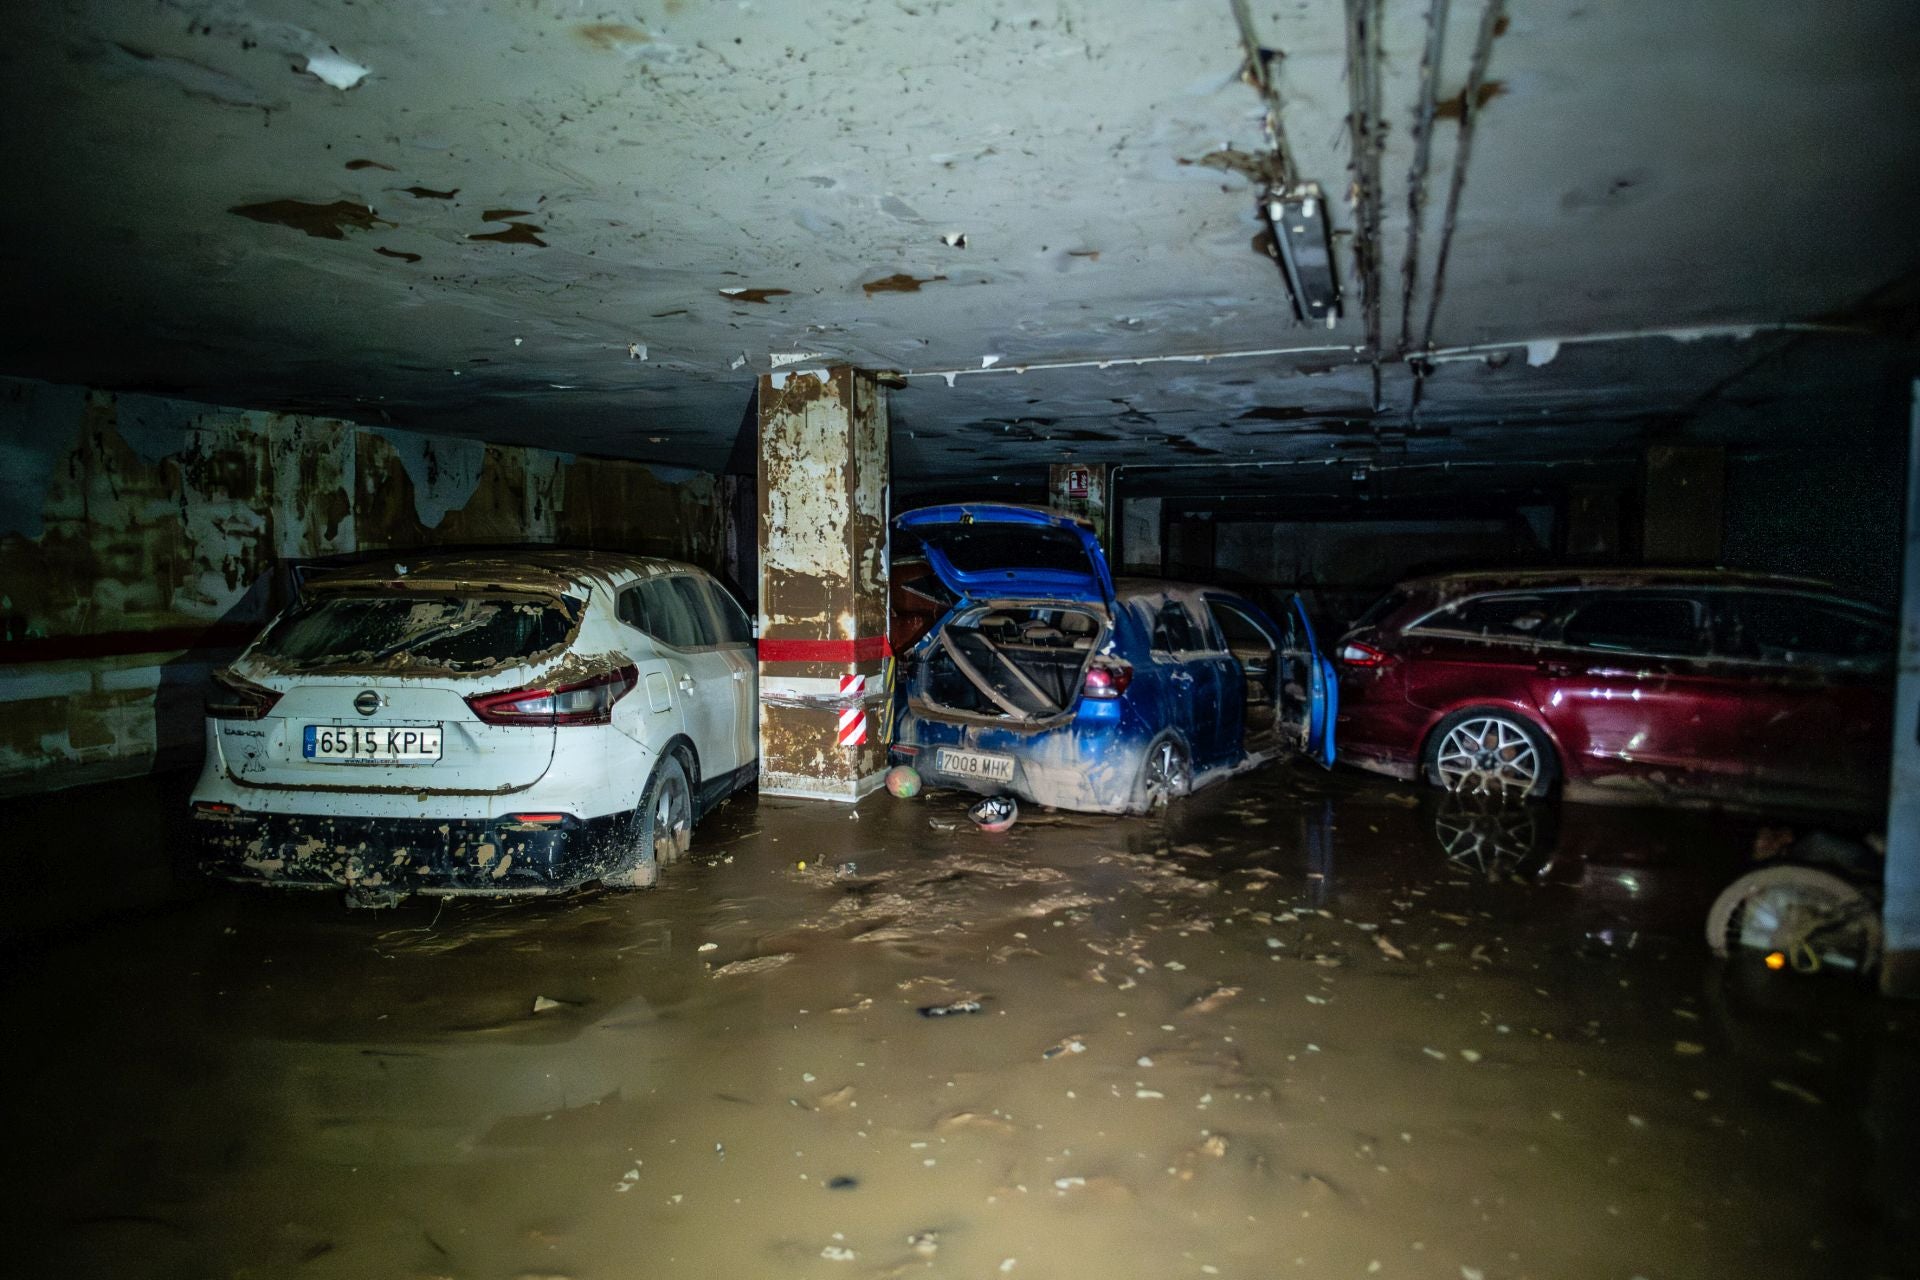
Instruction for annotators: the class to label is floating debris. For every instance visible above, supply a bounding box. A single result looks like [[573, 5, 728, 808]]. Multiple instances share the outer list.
[[969, 795, 1019, 833], [1771, 1079, 1824, 1105], [919, 999, 984, 1018], [1186, 985, 1242, 1014], [710, 954, 795, 979]]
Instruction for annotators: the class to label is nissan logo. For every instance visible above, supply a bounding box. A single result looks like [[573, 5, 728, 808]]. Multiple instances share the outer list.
[[353, 690, 382, 717]]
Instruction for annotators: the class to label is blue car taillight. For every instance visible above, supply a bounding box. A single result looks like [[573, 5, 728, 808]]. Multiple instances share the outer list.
[[1082, 659, 1133, 699]]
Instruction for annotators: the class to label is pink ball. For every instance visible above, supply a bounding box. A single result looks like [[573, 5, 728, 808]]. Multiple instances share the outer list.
[[885, 765, 922, 798]]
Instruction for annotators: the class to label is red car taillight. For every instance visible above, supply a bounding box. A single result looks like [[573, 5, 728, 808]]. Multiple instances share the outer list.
[[1082, 659, 1133, 699], [467, 664, 638, 726], [1339, 641, 1390, 668], [205, 670, 282, 721]]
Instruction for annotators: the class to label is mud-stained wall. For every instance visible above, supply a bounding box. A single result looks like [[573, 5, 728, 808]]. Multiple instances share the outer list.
[[0, 375, 720, 792]]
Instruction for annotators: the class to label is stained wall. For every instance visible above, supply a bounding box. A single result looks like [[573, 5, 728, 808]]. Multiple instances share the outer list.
[[0, 376, 720, 792]]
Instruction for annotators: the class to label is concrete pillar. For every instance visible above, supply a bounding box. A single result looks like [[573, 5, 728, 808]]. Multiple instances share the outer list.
[[1884, 379, 1920, 998], [756, 367, 891, 801], [1048, 462, 1109, 550]]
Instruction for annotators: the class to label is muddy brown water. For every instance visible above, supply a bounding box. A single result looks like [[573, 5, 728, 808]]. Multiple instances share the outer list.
[[2, 765, 1914, 1279]]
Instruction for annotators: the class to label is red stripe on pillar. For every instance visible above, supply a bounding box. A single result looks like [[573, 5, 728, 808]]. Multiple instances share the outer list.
[[757, 636, 891, 663]]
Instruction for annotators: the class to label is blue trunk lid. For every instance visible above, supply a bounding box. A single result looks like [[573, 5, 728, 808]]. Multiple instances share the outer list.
[[893, 504, 1114, 606]]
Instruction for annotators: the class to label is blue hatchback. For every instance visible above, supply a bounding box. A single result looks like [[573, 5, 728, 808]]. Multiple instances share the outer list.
[[891, 504, 1336, 814]]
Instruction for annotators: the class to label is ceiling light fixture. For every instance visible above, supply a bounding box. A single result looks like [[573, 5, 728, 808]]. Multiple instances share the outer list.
[[1263, 183, 1342, 327]]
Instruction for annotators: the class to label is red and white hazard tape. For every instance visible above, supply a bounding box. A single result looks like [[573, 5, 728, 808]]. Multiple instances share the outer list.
[[836, 706, 868, 747], [838, 673, 866, 697]]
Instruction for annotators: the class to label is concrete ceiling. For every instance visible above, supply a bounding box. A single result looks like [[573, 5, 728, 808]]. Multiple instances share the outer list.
[[3, 0, 1917, 493]]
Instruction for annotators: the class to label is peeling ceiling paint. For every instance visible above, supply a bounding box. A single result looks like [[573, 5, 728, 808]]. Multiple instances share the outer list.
[[0, 0, 1914, 492]]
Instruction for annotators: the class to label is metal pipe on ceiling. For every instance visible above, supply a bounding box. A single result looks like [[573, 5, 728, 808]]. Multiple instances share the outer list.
[[888, 322, 1863, 386], [1417, 0, 1508, 355], [1399, 0, 1453, 356]]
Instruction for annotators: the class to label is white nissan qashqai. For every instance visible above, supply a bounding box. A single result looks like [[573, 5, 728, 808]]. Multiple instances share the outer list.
[[190, 551, 757, 904]]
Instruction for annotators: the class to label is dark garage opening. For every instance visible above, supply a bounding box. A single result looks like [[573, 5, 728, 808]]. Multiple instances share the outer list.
[[1, 3, 1918, 1277]]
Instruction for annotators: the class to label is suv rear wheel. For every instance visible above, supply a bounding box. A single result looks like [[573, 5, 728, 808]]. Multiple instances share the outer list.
[[606, 755, 692, 889], [1131, 734, 1192, 814], [1423, 708, 1557, 799]]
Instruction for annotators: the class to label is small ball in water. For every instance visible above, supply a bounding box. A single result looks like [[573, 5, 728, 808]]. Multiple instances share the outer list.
[[886, 764, 922, 798]]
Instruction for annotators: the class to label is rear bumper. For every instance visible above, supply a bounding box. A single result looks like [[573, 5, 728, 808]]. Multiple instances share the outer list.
[[191, 807, 626, 895], [894, 713, 1146, 814]]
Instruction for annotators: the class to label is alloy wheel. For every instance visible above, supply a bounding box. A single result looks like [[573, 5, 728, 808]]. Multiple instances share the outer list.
[[653, 770, 693, 865], [1143, 739, 1191, 810], [1434, 716, 1540, 797]]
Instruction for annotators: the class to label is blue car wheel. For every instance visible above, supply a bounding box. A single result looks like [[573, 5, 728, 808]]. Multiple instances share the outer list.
[[1131, 734, 1192, 814]]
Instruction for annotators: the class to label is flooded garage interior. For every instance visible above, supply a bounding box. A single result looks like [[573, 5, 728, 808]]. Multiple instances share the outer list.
[[2, 1, 1919, 1278], [7, 769, 1918, 1279]]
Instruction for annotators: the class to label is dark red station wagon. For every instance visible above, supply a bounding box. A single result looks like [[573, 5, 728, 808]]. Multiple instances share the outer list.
[[1334, 569, 1894, 815]]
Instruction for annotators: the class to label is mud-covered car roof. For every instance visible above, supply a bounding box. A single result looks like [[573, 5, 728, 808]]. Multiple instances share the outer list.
[[304, 549, 697, 597], [1397, 566, 1878, 605]]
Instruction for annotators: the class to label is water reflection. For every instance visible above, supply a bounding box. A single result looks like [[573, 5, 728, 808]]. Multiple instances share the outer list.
[[1420, 790, 1768, 952], [1429, 793, 1555, 878]]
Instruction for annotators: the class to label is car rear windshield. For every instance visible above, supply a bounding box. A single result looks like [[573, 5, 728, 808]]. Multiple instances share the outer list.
[[1351, 589, 1410, 631], [254, 592, 582, 673]]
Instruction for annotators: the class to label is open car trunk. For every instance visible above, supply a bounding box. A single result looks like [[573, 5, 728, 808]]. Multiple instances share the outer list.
[[919, 603, 1106, 722]]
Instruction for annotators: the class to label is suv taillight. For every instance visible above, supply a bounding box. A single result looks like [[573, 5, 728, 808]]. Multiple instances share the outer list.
[[205, 670, 282, 721], [467, 664, 638, 726], [1339, 641, 1390, 668], [1082, 659, 1133, 699]]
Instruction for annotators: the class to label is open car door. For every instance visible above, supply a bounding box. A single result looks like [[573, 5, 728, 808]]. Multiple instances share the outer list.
[[1206, 593, 1336, 768], [1291, 594, 1337, 768]]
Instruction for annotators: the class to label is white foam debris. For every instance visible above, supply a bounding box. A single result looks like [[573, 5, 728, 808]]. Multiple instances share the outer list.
[[305, 51, 370, 90]]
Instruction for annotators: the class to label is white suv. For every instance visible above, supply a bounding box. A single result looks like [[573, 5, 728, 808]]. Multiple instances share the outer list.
[[190, 551, 757, 903]]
